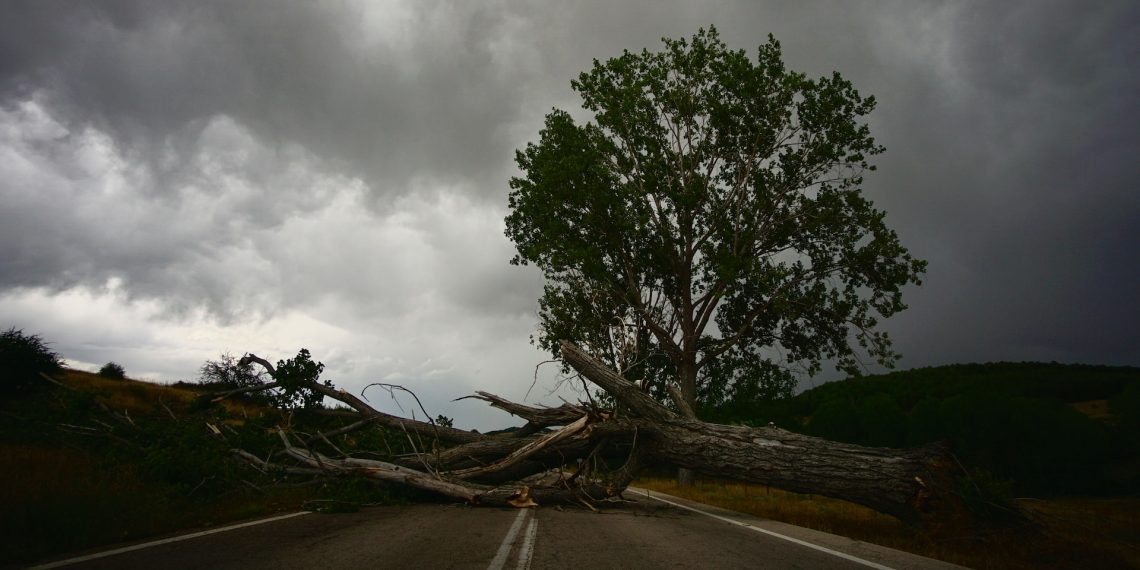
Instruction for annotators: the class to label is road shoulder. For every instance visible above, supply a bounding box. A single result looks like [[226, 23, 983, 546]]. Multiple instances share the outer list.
[[626, 487, 966, 570]]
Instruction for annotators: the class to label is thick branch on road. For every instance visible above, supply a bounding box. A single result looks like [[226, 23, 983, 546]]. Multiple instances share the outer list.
[[263, 428, 620, 508], [445, 415, 591, 480], [561, 342, 957, 522], [229, 343, 962, 522]]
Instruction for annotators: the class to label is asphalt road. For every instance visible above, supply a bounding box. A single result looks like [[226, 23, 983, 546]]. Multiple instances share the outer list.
[[29, 490, 963, 570]]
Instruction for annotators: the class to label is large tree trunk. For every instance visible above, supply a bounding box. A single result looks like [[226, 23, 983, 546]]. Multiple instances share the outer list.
[[556, 342, 955, 522], [230, 343, 964, 524], [590, 416, 950, 521], [669, 367, 700, 488]]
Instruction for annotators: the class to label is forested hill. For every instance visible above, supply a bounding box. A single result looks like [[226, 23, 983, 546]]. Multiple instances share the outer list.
[[703, 362, 1140, 496], [800, 362, 1137, 412]]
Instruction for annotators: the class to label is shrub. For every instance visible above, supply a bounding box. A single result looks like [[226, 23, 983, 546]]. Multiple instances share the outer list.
[[98, 362, 126, 379], [0, 328, 63, 398], [274, 349, 328, 410], [199, 353, 266, 390]]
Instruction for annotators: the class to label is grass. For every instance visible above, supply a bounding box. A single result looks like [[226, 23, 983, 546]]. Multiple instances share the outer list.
[[57, 369, 264, 418], [5, 368, 1136, 567], [637, 477, 1140, 569], [1071, 399, 1114, 421], [1019, 498, 1140, 569], [0, 369, 420, 566]]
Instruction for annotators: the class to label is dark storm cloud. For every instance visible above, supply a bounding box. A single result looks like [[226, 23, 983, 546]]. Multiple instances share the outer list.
[[1, 0, 1137, 405], [859, 2, 1140, 368], [0, 0, 535, 202]]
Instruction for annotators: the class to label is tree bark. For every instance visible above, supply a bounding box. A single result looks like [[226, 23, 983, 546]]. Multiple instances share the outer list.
[[558, 340, 957, 522], [233, 343, 963, 523], [616, 417, 949, 521], [666, 383, 698, 487]]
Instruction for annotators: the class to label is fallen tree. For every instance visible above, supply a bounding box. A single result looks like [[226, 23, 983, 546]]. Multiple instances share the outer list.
[[226, 342, 962, 523]]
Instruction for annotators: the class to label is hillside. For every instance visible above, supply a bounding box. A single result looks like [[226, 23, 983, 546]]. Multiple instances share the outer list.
[[4, 361, 1139, 569], [704, 362, 1140, 496], [0, 369, 429, 566]]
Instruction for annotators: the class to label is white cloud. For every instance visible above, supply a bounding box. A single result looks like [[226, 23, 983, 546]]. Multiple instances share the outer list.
[[0, 96, 562, 430]]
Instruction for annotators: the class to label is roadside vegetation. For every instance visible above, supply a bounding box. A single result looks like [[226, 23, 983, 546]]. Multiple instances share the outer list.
[[0, 335, 434, 566], [3, 327, 1137, 568], [651, 362, 1140, 569], [637, 477, 1139, 570], [699, 362, 1140, 499]]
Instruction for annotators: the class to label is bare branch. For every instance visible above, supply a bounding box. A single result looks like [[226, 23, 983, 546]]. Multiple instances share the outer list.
[[458, 391, 586, 428]]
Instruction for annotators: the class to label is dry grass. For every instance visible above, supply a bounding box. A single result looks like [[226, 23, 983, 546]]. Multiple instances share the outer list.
[[1070, 399, 1114, 421], [1018, 497, 1140, 568], [58, 369, 264, 418], [637, 477, 1140, 569], [642, 477, 902, 535]]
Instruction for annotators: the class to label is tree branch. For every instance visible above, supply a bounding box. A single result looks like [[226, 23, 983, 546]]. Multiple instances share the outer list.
[[240, 353, 482, 445], [560, 341, 674, 422]]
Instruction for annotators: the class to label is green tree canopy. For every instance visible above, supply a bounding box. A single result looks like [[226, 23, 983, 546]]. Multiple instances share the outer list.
[[506, 27, 925, 414], [273, 349, 328, 410]]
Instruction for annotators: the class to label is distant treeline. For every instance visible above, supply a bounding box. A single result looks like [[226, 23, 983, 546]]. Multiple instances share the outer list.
[[701, 363, 1140, 496]]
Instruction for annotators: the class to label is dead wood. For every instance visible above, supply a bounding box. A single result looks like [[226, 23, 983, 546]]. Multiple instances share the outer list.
[[458, 391, 586, 429], [229, 343, 963, 522], [262, 428, 621, 507], [240, 353, 482, 445], [208, 381, 280, 402], [444, 415, 590, 480]]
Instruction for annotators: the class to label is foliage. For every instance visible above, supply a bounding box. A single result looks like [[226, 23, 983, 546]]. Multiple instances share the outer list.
[[1, 328, 63, 398], [956, 468, 1016, 518], [0, 368, 426, 564], [1110, 381, 1140, 434], [199, 352, 267, 390], [704, 362, 1139, 496], [98, 361, 126, 379], [506, 26, 925, 415], [273, 349, 329, 410], [435, 414, 454, 428]]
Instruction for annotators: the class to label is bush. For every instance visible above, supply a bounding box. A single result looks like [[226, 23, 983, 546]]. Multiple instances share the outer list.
[[274, 349, 328, 410], [98, 362, 126, 379], [1, 328, 63, 398], [958, 468, 1016, 519], [199, 353, 266, 390]]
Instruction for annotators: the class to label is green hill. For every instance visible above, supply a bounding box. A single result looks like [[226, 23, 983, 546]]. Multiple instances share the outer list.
[[703, 362, 1140, 496]]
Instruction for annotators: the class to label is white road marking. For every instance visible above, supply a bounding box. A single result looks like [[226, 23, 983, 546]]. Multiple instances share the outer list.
[[487, 508, 530, 570], [515, 516, 538, 570], [643, 492, 895, 570], [27, 511, 312, 569]]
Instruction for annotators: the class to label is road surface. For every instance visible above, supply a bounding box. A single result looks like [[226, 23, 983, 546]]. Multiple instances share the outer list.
[[28, 489, 963, 569]]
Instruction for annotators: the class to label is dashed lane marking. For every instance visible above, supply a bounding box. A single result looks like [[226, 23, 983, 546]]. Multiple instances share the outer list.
[[487, 508, 530, 570]]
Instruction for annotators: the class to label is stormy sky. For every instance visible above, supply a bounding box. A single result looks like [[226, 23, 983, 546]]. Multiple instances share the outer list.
[[2, 1, 1137, 429]]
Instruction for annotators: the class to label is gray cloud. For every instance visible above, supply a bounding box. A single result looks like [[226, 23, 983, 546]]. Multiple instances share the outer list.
[[1, 1, 541, 202], [1, 0, 1137, 428], [862, 2, 1140, 368]]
